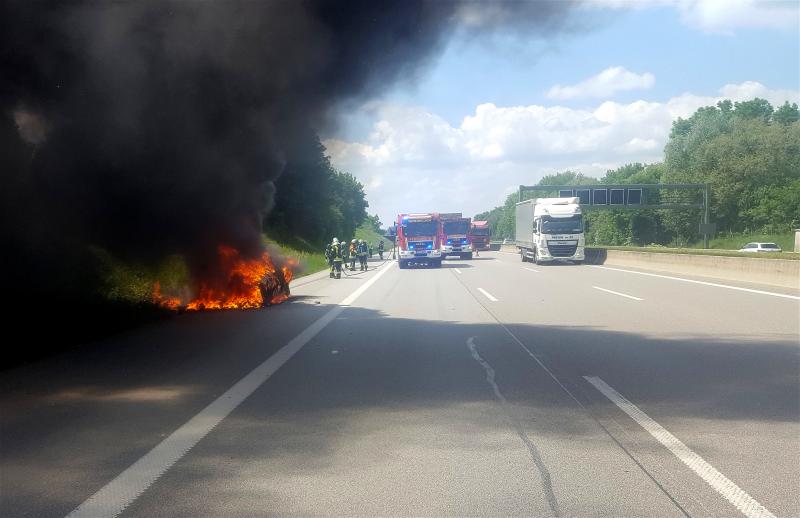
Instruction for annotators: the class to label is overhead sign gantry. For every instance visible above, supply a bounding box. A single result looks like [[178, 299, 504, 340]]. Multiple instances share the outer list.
[[518, 183, 713, 248]]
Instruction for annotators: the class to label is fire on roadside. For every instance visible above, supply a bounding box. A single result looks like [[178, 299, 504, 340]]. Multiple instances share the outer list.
[[153, 245, 294, 311]]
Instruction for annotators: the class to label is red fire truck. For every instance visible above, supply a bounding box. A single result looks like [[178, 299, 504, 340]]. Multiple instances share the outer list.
[[396, 213, 443, 268], [470, 220, 491, 251], [440, 213, 473, 259]]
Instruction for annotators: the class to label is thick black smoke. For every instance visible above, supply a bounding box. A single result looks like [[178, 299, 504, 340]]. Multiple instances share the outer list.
[[1, 1, 578, 300]]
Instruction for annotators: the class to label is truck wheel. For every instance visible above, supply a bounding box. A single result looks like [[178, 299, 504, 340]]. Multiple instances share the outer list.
[[520, 250, 527, 262], [533, 248, 540, 265], [463, 252, 472, 260], [432, 259, 442, 268], [573, 260, 583, 265], [398, 260, 407, 269]]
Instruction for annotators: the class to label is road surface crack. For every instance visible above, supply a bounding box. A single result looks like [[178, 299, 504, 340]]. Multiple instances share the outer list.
[[467, 336, 562, 517]]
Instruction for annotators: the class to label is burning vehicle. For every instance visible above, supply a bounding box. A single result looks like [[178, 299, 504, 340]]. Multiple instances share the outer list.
[[153, 246, 293, 311]]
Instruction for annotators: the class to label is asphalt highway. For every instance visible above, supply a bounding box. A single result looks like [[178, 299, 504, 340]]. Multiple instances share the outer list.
[[1, 252, 798, 517]]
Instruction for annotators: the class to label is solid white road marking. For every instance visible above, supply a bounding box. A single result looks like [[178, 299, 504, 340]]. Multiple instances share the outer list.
[[584, 376, 776, 518], [66, 262, 395, 518], [454, 268, 462, 274], [339, 262, 395, 306], [524, 267, 540, 273], [477, 287, 499, 302], [589, 265, 799, 300], [592, 286, 643, 301]]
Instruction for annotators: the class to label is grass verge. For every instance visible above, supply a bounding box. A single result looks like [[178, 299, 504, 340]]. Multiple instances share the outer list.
[[269, 241, 328, 278], [353, 225, 392, 251]]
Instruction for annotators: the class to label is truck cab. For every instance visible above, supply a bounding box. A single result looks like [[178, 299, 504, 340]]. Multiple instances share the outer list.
[[516, 197, 585, 264], [440, 213, 473, 259], [470, 221, 491, 251], [396, 213, 443, 268]]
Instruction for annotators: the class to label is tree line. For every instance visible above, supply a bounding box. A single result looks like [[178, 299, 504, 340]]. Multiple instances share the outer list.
[[265, 129, 369, 249], [476, 99, 800, 246]]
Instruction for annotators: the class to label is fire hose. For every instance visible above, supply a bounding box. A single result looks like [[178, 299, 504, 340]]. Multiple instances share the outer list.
[[339, 254, 393, 276]]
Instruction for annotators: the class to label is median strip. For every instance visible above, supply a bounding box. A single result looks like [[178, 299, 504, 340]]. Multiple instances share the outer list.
[[592, 286, 643, 301], [584, 376, 776, 518], [477, 288, 499, 302]]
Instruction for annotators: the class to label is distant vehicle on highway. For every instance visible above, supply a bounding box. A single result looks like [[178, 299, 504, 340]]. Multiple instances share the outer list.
[[738, 242, 782, 253], [515, 197, 585, 264], [440, 213, 474, 259], [470, 220, 491, 251], [396, 213, 443, 268]]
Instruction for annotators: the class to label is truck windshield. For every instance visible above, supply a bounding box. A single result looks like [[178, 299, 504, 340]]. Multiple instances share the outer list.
[[542, 215, 582, 234], [443, 221, 469, 234], [405, 221, 438, 236], [471, 228, 490, 236]]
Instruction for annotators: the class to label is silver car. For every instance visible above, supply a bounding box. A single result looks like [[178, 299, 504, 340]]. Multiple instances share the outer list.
[[738, 242, 782, 253]]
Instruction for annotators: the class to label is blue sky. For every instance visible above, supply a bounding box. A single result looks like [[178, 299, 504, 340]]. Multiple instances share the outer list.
[[327, 1, 800, 225], [383, 5, 798, 123]]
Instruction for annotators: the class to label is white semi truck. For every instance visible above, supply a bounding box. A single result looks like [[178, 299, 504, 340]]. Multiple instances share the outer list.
[[515, 197, 585, 264]]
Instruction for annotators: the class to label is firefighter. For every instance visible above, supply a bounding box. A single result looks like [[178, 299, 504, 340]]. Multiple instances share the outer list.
[[325, 242, 333, 277], [368, 242, 374, 258], [349, 239, 357, 270], [378, 240, 384, 260], [330, 238, 343, 279], [357, 239, 368, 271]]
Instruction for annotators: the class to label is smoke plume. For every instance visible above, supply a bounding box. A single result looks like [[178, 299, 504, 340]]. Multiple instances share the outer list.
[[1, 1, 578, 303]]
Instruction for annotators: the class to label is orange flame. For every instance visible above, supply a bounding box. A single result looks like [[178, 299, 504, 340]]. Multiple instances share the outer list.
[[153, 245, 294, 311], [152, 282, 181, 310]]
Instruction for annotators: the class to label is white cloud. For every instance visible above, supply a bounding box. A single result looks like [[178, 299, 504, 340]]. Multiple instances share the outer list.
[[325, 82, 799, 225], [546, 66, 655, 100], [719, 81, 800, 107], [675, 0, 799, 33], [584, 0, 799, 33]]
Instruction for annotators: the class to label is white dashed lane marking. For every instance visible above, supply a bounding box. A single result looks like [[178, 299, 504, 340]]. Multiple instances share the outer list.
[[477, 288, 499, 302], [592, 286, 643, 301]]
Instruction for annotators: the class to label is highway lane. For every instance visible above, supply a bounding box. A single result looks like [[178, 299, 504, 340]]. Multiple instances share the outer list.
[[455, 252, 800, 517], [1, 253, 797, 517]]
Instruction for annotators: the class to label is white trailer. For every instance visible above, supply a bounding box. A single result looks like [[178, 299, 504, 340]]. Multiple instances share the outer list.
[[515, 197, 585, 264]]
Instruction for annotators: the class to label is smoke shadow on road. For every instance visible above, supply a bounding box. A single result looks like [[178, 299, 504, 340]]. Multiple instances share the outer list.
[[1, 301, 797, 516]]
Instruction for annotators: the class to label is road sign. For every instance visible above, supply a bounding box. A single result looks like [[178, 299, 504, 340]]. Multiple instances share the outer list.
[[593, 189, 607, 205], [627, 189, 642, 205], [518, 183, 713, 248]]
